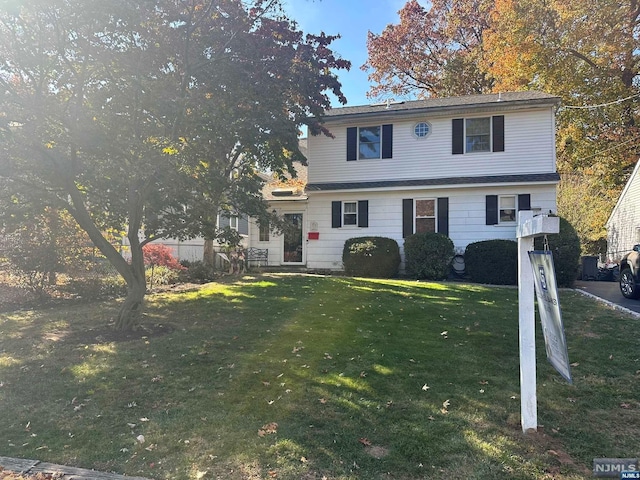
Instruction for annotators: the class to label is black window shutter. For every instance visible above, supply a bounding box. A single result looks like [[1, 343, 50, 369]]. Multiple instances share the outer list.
[[347, 127, 357, 161], [492, 115, 505, 152], [518, 194, 531, 211], [331, 201, 342, 228], [452, 119, 464, 155], [358, 200, 369, 227], [437, 197, 449, 236], [382, 124, 393, 159], [486, 195, 498, 225], [402, 199, 413, 238]]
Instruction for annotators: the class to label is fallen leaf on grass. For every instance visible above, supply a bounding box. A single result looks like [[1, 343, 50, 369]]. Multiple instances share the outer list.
[[441, 399, 451, 414], [421, 384, 430, 391], [319, 398, 327, 404], [258, 422, 278, 437], [620, 403, 632, 409], [358, 438, 372, 446]]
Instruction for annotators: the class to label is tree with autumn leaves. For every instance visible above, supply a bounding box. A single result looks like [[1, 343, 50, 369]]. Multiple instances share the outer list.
[[0, 0, 349, 329], [364, 0, 640, 255]]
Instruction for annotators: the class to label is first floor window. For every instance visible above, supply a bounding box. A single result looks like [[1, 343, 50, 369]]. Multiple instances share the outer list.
[[332, 200, 369, 228], [229, 216, 239, 230], [499, 195, 516, 223], [415, 198, 436, 233], [259, 222, 269, 242], [343, 201, 357, 225]]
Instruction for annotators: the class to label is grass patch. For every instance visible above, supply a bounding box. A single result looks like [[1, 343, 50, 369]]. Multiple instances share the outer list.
[[0, 274, 638, 479]]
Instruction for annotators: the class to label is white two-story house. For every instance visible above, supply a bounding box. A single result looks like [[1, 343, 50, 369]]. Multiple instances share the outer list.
[[249, 91, 561, 271]]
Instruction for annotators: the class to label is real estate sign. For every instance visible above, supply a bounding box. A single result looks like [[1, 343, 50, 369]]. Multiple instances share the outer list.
[[528, 250, 572, 384]]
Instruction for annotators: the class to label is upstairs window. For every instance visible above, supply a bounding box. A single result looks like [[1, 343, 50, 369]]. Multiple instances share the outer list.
[[466, 118, 491, 152], [452, 116, 504, 154], [347, 125, 393, 160], [359, 127, 381, 159]]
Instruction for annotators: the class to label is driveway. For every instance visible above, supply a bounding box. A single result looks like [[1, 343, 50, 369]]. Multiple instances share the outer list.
[[574, 280, 640, 316]]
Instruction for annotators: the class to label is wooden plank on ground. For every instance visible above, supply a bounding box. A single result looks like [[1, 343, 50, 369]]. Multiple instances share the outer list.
[[0, 456, 152, 480], [0, 456, 40, 473]]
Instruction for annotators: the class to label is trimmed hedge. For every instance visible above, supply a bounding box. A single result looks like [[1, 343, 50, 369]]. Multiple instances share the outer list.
[[342, 236, 400, 278], [403, 232, 455, 280], [533, 216, 580, 287], [465, 239, 518, 285]]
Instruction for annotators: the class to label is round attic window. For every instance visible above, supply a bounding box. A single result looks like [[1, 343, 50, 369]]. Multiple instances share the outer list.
[[414, 121, 431, 138]]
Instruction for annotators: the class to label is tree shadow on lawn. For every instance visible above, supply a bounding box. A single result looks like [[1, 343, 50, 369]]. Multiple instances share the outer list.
[[0, 275, 616, 479]]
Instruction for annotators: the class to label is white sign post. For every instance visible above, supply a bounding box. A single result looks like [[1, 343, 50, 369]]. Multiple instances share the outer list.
[[516, 211, 560, 433]]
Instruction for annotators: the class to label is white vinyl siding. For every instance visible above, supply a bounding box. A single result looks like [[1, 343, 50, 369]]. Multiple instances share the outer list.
[[304, 185, 556, 272], [308, 108, 556, 185], [606, 160, 640, 261]]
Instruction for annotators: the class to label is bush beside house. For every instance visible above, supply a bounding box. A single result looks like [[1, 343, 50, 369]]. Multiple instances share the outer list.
[[465, 239, 518, 285], [403, 232, 454, 280], [342, 237, 400, 278]]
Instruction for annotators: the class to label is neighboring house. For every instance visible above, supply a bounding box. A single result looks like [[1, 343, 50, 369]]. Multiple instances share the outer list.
[[250, 91, 561, 271], [606, 159, 640, 261]]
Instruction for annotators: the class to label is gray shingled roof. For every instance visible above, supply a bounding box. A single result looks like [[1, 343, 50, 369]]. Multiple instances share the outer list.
[[307, 173, 560, 192], [324, 91, 560, 120]]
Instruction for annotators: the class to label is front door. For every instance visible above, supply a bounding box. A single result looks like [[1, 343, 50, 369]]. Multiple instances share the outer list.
[[283, 213, 304, 264]]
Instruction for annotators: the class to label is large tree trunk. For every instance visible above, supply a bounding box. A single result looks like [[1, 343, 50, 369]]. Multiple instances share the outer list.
[[115, 276, 146, 330], [203, 238, 215, 266]]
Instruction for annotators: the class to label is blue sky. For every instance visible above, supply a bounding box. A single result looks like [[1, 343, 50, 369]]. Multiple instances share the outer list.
[[282, 0, 412, 107]]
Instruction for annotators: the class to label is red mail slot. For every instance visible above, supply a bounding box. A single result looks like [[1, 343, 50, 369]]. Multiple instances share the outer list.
[[308, 232, 319, 240]]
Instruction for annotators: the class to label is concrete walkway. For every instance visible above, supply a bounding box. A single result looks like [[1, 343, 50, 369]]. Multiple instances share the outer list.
[[573, 280, 640, 317], [0, 456, 152, 480]]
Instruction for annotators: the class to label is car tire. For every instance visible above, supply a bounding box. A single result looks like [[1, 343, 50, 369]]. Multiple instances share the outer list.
[[619, 268, 640, 299]]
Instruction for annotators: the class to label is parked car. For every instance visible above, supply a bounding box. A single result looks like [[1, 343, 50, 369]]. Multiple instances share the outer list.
[[619, 244, 640, 299]]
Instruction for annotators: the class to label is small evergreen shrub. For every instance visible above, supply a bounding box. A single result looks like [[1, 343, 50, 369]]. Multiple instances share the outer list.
[[534, 216, 580, 287], [342, 237, 400, 278], [465, 239, 518, 285], [403, 232, 455, 280]]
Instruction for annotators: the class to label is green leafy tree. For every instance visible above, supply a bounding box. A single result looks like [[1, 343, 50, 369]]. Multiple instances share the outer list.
[[0, 0, 348, 329]]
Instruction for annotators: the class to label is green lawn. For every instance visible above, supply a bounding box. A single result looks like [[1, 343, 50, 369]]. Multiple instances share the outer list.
[[0, 274, 638, 479]]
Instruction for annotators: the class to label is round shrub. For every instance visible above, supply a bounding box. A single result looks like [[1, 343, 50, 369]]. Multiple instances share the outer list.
[[534, 216, 580, 287], [403, 232, 455, 280], [342, 237, 400, 278], [465, 239, 518, 285]]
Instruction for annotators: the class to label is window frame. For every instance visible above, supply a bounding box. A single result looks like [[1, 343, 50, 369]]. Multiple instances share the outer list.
[[342, 201, 358, 226], [414, 198, 437, 234], [465, 117, 491, 153], [258, 222, 270, 242], [358, 126, 382, 160], [414, 121, 431, 139], [499, 195, 517, 224]]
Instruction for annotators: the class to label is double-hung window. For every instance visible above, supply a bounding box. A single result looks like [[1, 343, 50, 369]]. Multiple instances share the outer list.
[[465, 118, 491, 152], [415, 199, 436, 233], [347, 125, 393, 160], [452, 116, 504, 154], [331, 200, 369, 228], [358, 127, 381, 159], [499, 195, 516, 223], [343, 201, 358, 225]]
